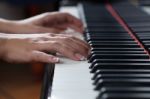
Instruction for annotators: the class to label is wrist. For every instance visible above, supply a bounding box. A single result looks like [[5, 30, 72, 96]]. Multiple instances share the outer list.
[[0, 19, 19, 33]]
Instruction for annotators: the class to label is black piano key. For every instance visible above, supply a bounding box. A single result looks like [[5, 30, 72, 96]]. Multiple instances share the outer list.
[[91, 48, 144, 51], [87, 29, 127, 32], [99, 86, 150, 93], [86, 19, 117, 23], [87, 33, 131, 37], [148, 48, 150, 51], [87, 38, 133, 41], [87, 36, 133, 39], [89, 43, 140, 48], [93, 74, 150, 85], [92, 69, 150, 79], [90, 63, 150, 73], [95, 78, 150, 90], [87, 25, 123, 28], [86, 23, 121, 26], [90, 50, 146, 55], [89, 54, 149, 63], [143, 43, 150, 48], [87, 26, 126, 31], [90, 58, 150, 69], [92, 69, 150, 81], [88, 51, 147, 62], [97, 86, 150, 99], [138, 36, 150, 38], [98, 93, 150, 99], [86, 34, 131, 38], [88, 41, 137, 44], [136, 32, 150, 35], [87, 30, 127, 33], [125, 19, 150, 22], [132, 27, 150, 31], [128, 21, 150, 26]]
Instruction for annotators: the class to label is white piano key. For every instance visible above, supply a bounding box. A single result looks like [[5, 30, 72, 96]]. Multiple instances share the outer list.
[[50, 58, 98, 99]]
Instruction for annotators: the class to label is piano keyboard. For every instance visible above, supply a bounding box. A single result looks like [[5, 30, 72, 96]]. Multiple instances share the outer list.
[[49, 1, 150, 99]]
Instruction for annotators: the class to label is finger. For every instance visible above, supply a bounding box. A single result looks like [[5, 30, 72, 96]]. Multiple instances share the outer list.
[[57, 24, 84, 33], [33, 41, 57, 53], [68, 24, 84, 33], [36, 26, 63, 33], [34, 41, 80, 61], [64, 13, 84, 28], [60, 34, 90, 51], [53, 36, 89, 58], [58, 13, 84, 33], [69, 37, 90, 56], [54, 35, 89, 56], [70, 36, 90, 50], [33, 38, 87, 61], [55, 44, 84, 61], [31, 51, 59, 63]]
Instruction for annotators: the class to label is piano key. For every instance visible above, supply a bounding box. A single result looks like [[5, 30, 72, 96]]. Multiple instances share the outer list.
[[98, 93, 150, 99], [90, 58, 150, 68], [86, 34, 131, 37], [87, 26, 126, 31], [87, 29, 127, 32], [95, 78, 150, 90], [91, 47, 144, 51], [87, 36, 133, 39], [92, 69, 150, 80], [87, 38, 134, 41], [90, 50, 146, 55], [89, 54, 149, 63], [88, 41, 137, 44], [86, 22, 121, 26], [93, 74, 150, 85], [91, 63, 150, 73], [97, 86, 150, 99], [98, 86, 150, 93], [89, 43, 140, 48]]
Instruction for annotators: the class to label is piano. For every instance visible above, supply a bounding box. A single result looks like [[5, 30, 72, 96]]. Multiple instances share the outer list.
[[41, 0, 150, 99]]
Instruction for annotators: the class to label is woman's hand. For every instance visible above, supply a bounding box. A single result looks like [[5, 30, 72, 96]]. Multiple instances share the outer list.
[[3, 12, 84, 34], [0, 33, 90, 63]]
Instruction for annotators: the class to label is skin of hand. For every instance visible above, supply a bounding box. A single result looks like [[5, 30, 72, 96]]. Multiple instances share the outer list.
[[0, 33, 90, 63], [0, 12, 84, 34]]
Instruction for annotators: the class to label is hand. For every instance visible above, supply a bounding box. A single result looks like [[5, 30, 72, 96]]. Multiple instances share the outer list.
[[10, 12, 84, 34], [0, 33, 90, 63]]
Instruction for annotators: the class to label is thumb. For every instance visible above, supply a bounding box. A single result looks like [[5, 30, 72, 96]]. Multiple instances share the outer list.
[[31, 51, 59, 63]]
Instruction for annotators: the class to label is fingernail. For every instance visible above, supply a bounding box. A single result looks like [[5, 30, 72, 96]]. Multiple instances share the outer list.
[[51, 57, 59, 63], [75, 53, 86, 61]]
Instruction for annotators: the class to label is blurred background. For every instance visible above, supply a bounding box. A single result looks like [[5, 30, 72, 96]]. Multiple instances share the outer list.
[[0, 0, 60, 99]]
